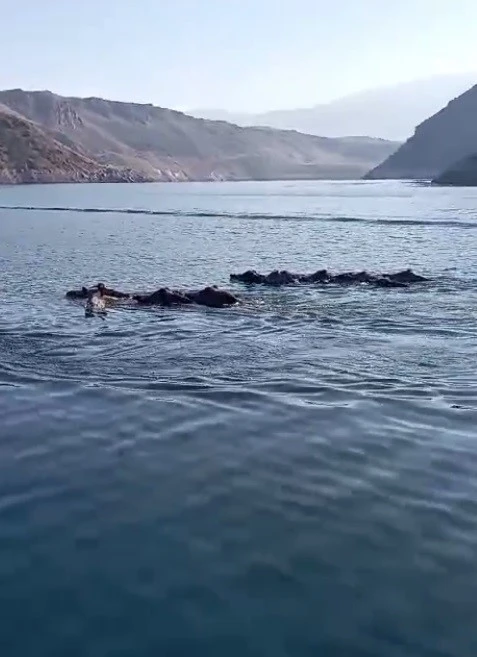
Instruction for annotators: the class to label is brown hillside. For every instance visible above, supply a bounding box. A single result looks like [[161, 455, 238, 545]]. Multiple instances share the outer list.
[[0, 108, 152, 184], [0, 89, 399, 183]]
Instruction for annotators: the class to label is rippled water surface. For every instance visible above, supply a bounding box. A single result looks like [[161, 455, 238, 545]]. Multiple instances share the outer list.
[[1, 180, 477, 657]]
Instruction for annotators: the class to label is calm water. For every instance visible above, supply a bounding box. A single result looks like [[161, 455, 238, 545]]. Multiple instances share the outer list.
[[1, 180, 477, 657]]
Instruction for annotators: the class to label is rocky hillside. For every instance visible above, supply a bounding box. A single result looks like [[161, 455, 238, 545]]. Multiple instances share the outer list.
[[365, 84, 477, 180], [433, 154, 477, 186], [0, 108, 153, 184], [0, 89, 399, 183]]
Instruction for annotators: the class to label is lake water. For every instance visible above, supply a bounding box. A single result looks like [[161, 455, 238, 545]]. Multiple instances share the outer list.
[[1, 180, 477, 657]]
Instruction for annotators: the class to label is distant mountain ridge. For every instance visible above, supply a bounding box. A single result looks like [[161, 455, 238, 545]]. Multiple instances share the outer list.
[[0, 89, 399, 184], [190, 73, 477, 141], [365, 83, 477, 180]]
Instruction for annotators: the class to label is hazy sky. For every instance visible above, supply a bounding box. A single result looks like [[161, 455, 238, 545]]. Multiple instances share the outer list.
[[2, 0, 477, 111]]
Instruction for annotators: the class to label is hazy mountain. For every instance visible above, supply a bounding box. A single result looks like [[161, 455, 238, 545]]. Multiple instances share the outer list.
[[190, 73, 477, 141], [365, 84, 477, 180], [0, 89, 399, 184], [0, 107, 149, 184]]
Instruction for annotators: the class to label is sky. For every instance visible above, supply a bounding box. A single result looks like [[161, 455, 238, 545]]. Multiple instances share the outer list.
[[1, 0, 477, 112]]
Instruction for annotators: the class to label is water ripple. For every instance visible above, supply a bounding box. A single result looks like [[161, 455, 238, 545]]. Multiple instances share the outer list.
[[2, 203, 477, 228], [1, 181, 477, 657]]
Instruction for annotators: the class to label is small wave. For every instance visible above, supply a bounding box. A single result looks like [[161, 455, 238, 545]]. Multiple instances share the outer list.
[[1, 205, 477, 228]]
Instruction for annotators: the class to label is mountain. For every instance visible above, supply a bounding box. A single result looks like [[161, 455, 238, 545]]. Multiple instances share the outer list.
[[365, 84, 477, 180], [190, 73, 477, 141], [433, 154, 477, 186], [0, 89, 398, 184], [0, 108, 150, 184]]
